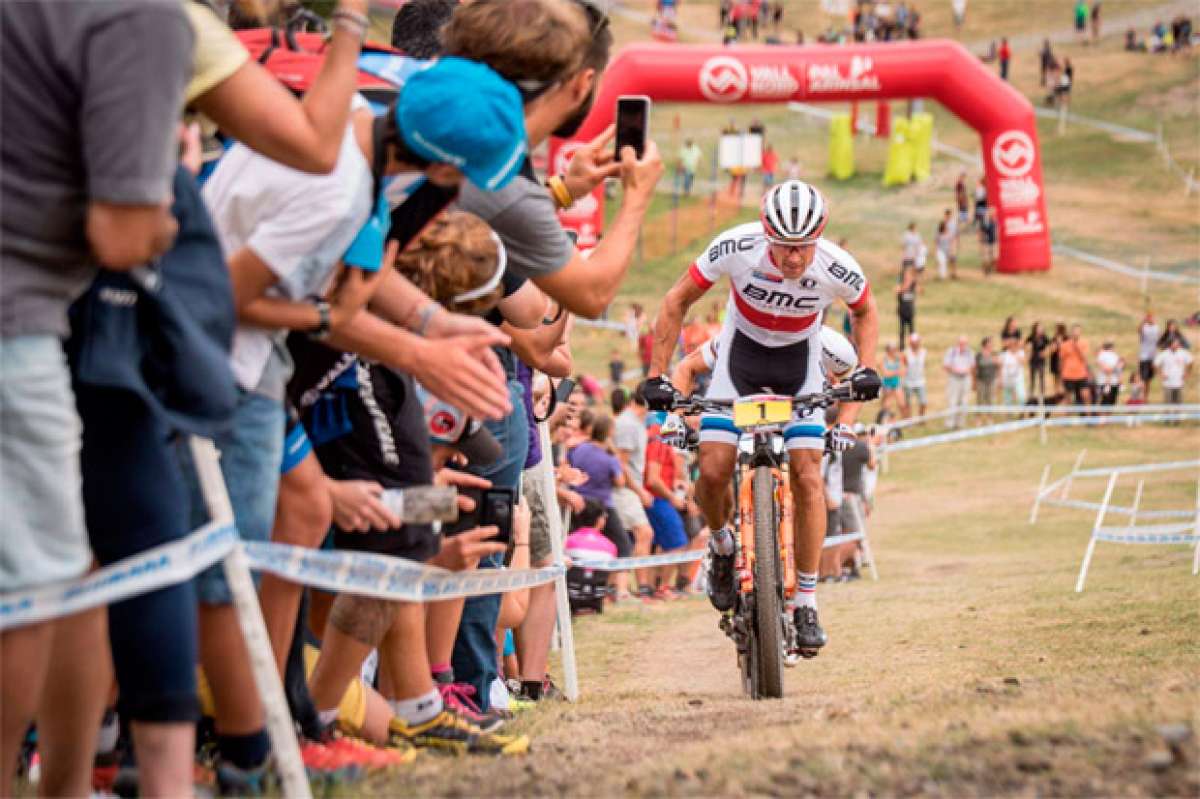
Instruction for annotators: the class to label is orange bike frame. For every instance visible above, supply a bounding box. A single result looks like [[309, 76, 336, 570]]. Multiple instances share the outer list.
[[735, 461, 797, 600]]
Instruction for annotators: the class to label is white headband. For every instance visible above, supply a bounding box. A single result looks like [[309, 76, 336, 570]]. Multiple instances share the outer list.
[[452, 231, 508, 305]]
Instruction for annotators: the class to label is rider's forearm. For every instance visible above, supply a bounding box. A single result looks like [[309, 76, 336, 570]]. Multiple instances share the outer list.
[[650, 299, 685, 378], [851, 298, 880, 372]]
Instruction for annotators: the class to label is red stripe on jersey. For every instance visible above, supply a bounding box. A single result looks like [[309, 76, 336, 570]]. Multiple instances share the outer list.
[[732, 291, 819, 333], [688, 262, 714, 290], [848, 281, 871, 311]]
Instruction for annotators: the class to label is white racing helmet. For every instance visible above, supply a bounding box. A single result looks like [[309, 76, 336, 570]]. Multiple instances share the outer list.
[[760, 179, 829, 244], [819, 326, 858, 379]]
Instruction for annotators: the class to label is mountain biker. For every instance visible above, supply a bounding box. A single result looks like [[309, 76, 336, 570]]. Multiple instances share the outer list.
[[640, 179, 879, 655]]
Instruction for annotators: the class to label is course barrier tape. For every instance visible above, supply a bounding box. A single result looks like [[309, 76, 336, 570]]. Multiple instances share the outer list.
[[888, 413, 1200, 453], [573, 549, 704, 572], [1093, 532, 1199, 545], [1044, 498, 1194, 518], [243, 541, 564, 602], [0, 522, 239, 631], [822, 531, 865, 548], [885, 403, 1200, 433], [0, 527, 568, 632], [1095, 522, 1198, 538], [1071, 459, 1200, 479]]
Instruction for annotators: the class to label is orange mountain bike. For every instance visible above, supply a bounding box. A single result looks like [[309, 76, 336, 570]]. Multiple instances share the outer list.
[[670, 378, 873, 699]]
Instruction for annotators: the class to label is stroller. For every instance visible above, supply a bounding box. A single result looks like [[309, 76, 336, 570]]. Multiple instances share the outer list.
[[564, 528, 617, 615]]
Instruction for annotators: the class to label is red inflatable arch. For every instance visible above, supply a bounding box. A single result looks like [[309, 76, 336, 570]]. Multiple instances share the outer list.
[[554, 41, 1051, 273]]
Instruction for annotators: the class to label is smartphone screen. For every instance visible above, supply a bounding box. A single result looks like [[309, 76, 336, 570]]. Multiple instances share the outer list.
[[480, 487, 515, 545], [614, 95, 651, 160]]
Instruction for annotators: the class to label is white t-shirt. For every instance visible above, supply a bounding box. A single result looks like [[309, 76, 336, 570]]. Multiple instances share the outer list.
[[1000, 349, 1026, 387], [943, 346, 974, 377], [1095, 349, 1123, 387], [203, 100, 374, 392], [903, 347, 927, 387], [1153, 348, 1194, 389], [688, 222, 870, 349], [1138, 322, 1160, 361], [902, 230, 922, 261], [613, 409, 648, 485]]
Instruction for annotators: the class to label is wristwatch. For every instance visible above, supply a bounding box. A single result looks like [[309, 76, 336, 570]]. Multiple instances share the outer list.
[[309, 297, 332, 340]]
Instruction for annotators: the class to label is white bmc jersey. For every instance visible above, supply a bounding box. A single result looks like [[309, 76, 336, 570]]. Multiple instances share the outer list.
[[688, 222, 871, 451], [688, 221, 871, 348]]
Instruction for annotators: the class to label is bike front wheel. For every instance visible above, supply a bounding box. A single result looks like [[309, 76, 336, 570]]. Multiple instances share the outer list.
[[751, 464, 785, 699]]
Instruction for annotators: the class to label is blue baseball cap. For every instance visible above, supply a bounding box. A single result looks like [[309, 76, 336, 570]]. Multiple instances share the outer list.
[[396, 57, 527, 192]]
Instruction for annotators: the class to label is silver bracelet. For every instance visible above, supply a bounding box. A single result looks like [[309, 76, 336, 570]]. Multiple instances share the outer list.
[[414, 302, 438, 336], [331, 9, 368, 38]]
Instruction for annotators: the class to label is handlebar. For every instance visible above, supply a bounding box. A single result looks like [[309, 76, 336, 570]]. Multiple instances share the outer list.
[[668, 382, 854, 416]]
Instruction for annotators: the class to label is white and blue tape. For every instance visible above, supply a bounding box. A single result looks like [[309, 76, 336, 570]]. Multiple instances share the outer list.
[[0, 522, 239, 631]]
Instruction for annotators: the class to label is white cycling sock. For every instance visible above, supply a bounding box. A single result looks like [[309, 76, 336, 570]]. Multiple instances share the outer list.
[[791, 571, 818, 610], [390, 688, 443, 726]]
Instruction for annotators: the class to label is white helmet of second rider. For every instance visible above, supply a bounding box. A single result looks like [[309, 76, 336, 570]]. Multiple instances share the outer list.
[[760, 180, 830, 244], [820, 326, 858, 379]]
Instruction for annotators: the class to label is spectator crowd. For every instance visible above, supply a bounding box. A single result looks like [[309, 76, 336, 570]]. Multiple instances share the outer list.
[[0, 0, 675, 794]]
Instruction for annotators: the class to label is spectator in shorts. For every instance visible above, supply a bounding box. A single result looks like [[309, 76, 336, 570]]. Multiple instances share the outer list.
[[902, 333, 928, 418], [644, 414, 689, 598], [1059, 324, 1092, 406], [1154, 338, 1193, 404], [612, 388, 657, 594], [1, 3, 192, 793], [1137, 312, 1160, 388]]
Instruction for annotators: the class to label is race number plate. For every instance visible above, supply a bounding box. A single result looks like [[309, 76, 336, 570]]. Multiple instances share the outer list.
[[732, 395, 792, 429]]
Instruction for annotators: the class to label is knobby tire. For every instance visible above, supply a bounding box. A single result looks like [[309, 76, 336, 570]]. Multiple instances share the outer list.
[[751, 465, 785, 699]]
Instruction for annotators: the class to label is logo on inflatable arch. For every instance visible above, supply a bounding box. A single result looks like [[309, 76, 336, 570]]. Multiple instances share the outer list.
[[1004, 209, 1045, 237], [991, 130, 1035, 178], [807, 56, 880, 93], [699, 55, 749, 102]]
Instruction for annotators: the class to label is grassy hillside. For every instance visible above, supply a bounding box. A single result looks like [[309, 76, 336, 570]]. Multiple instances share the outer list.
[[572, 2, 1199, 413]]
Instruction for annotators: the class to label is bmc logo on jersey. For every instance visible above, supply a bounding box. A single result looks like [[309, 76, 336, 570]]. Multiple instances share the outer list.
[[828, 261, 863, 292], [708, 236, 757, 263], [742, 283, 819, 310]]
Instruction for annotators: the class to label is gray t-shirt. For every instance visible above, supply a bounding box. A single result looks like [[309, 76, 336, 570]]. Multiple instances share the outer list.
[[1, 0, 192, 337], [613, 408, 648, 485], [456, 173, 574, 280], [841, 438, 870, 495]]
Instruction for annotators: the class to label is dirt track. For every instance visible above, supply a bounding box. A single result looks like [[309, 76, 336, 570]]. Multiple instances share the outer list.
[[361, 428, 1199, 798]]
